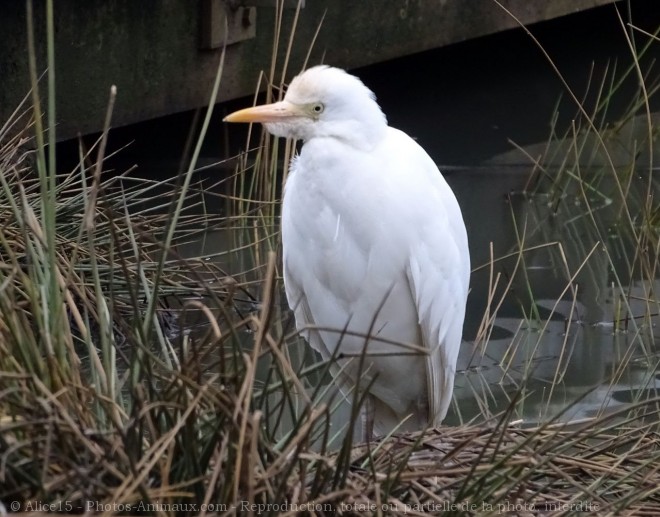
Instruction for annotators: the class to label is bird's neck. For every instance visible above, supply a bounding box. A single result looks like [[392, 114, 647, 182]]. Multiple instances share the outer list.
[[307, 120, 387, 152]]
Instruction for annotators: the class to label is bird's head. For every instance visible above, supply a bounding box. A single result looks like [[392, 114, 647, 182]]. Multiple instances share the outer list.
[[224, 65, 387, 149]]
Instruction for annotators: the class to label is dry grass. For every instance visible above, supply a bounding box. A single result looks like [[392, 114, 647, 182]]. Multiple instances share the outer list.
[[326, 412, 660, 516], [1, 0, 659, 515]]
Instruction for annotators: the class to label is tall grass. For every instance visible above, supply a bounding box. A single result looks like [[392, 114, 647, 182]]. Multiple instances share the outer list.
[[0, 0, 659, 514], [457, 3, 659, 427], [0, 0, 342, 509]]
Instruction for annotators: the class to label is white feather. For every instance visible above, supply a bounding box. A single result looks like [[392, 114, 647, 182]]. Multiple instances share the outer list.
[[227, 65, 470, 437], [283, 122, 469, 434]]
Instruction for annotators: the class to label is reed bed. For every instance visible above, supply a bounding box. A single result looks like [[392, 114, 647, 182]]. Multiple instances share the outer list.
[[319, 412, 660, 516], [1, 0, 659, 515]]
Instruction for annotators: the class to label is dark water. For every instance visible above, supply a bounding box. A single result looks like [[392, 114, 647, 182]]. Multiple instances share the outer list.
[[445, 164, 659, 425]]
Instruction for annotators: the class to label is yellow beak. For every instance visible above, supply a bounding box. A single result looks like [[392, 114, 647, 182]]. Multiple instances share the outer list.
[[223, 100, 304, 123]]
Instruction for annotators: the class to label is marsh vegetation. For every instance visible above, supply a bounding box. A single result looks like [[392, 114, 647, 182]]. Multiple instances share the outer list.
[[0, 1, 659, 514]]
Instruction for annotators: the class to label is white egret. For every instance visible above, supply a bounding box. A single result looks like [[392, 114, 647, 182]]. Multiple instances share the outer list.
[[224, 65, 469, 438]]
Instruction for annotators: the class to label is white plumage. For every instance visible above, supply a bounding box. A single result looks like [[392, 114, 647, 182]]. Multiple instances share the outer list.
[[225, 65, 470, 436]]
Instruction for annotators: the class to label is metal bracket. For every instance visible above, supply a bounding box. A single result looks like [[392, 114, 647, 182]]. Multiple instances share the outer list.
[[200, 0, 257, 49]]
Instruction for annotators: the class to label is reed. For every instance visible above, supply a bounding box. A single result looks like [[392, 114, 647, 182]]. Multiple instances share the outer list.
[[458, 2, 659, 428], [1, 0, 659, 514]]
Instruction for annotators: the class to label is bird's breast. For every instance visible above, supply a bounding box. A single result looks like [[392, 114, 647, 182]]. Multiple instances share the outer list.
[[282, 138, 421, 333]]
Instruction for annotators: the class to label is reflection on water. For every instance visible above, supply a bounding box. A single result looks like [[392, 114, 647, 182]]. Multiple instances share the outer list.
[[177, 162, 658, 434], [452, 279, 660, 425], [447, 164, 659, 425]]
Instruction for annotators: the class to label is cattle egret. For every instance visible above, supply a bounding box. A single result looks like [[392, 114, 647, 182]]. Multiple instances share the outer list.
[[224, 65, 470, 438]]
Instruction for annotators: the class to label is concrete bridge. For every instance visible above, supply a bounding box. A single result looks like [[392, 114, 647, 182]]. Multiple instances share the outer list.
[[0, 0, 618, 141]]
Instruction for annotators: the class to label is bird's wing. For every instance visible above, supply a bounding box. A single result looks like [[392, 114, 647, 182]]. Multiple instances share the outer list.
[[284, 269, 361, 406], [407, 243, 465, 427], [406, 175, 470, 426]]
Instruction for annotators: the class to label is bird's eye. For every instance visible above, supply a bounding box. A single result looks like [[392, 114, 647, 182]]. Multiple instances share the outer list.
[[311, 103, 324, 115]]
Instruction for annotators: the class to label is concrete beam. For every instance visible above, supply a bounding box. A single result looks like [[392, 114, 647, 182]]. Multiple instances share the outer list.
[[0, 0, 617, 140]]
